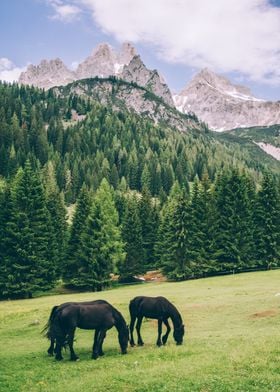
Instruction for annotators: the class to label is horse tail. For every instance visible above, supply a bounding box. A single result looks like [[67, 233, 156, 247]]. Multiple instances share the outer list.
[[42, 305, 59, 338], [129, 296, 142, 319]]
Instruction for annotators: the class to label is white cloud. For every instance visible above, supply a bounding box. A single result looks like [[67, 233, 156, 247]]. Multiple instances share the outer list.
[[0, 58, 26, 83], [77, 0, 280, 84], [47, 0, 81, 22]]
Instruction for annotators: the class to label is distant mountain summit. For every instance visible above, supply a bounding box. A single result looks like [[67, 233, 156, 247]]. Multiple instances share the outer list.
[[173, 68, 280, 131], [19, 42, 173, 106], [19, 49, 280, 131], [121, 55, 174, 106], [19, 58, 75, 90], [75, 42, 137, 79]]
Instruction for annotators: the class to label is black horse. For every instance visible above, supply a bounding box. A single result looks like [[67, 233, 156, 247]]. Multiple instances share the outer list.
[[44, 300, 129, 361], [44, 300, 107, 357], [129, 296, 185, 347]]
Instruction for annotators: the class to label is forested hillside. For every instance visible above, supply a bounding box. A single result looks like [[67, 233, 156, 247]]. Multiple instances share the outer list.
[[0, 81, 279, 299]]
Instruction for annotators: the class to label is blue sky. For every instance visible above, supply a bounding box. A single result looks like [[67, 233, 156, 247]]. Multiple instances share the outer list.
[[0, 0, 280, 100]]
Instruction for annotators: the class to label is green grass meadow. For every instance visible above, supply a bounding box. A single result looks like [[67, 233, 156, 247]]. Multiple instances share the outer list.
[[1, 270, 280, 391]]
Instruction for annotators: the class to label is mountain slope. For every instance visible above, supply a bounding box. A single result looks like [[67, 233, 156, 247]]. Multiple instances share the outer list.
[[174, 68, 280, 131], [54, 77, 202, 132], [225, 124, 280, 161]]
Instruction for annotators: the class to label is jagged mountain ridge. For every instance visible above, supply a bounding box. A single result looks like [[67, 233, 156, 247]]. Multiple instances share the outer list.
[[19, 45, 280, 131], [53, 77, 202, 133], [173, 68, 280, 131], [19, 42, 173, 106]]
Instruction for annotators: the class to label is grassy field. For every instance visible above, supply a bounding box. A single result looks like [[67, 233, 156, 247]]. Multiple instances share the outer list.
[[1, 270, 280, 392]]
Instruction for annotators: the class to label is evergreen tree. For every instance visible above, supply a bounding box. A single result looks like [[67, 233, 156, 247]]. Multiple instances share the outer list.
[[212, 170, 255, 272], [254, 173, 280, 268], [43, 162, 68, 276], [0, 160, 54, 298], [139, 188, 159, 271], [160, 191, 193, 280], [63, 184, 92, 285], [67, 179, 124, 290], [119, 195, 143, 281]]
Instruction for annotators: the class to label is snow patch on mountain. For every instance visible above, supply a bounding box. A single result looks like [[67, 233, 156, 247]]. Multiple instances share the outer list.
[[255, 142, 280, 161], [174, 68, 280, 131]]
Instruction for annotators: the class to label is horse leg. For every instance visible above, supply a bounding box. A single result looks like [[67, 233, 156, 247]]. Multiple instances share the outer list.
[[68, 328, 79, 361], [92, 329, 100, 359], [47, 338, 55, 356], [136, 316, 144, 346], [55, 342, 64, 361], [156, 319, 163, 347], [99, 331, 106, 356], [97, 330, 106, 357], [129, 315, 136, 347], [162, 319, 171, 345]]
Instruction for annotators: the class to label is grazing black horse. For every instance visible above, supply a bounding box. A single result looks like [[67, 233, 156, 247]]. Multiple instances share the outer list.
[[129, 296, 185, 347], [44, 300, 129, 361]]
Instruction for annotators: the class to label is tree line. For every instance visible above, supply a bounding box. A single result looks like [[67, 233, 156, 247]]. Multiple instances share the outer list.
[[0, 158, 279, 299], [1, 81, 278, 207]]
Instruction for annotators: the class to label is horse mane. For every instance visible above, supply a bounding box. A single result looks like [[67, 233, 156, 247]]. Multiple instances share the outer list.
[[112, 306, 127, 330], [167, 301, 183, 328]]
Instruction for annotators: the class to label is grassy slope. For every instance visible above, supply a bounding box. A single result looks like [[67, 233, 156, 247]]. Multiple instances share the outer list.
[[1, 271, 280, 391]]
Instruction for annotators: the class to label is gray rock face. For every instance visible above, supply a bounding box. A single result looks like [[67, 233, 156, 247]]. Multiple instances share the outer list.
[[19, 58, 75, 90], [55, 79, 201, 133], [174, 68, 280, 131], [76, 43, 116, 79], [121, 55, 174, 106], [118, 42, 137, 67], [18, 42, 173, 106]]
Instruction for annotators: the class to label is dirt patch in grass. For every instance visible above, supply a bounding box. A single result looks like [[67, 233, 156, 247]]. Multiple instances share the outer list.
[[143, 270, 166, 282], [250, 309, 278, 318]]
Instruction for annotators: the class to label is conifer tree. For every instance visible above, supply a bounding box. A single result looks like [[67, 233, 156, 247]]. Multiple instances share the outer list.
[[119, 195, 143, 281], [254, 173, 280, 268], [68, 179, 124, 290], [63, 184, 92, 285], [212, 170, 255, 272], [43, 162, 68, 276], [1, 160, 54, 298], [139, 188, 159, 271], [159, 190, 191, 279]]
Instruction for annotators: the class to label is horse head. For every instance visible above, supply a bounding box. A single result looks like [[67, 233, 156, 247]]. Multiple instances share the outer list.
[[118, 324, 129, 354], [173, 324, 185, 345]]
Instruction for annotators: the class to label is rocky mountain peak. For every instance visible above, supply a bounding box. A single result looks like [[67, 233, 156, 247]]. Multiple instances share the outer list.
[[183, 68, 253, 98], [121, 55, 174, 106], [76, 42, 116, 79], [118, 42, 137, 65], [91, 42, 115, 58], [19, 58, 75, 89], [174, 69, 279, 131], [18, 43, 173, 105]]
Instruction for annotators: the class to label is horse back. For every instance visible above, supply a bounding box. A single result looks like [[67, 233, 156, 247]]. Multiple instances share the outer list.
[[59, 302, 116, 330], [129, 296, 172, 319]]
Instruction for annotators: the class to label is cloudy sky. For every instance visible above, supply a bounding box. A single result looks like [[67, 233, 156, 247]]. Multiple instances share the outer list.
[[1, 0, 280, 100]]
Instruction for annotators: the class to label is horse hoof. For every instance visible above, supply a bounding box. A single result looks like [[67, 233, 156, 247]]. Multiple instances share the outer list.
[[92, 355, 99, 360], [55, 357, 63, 361], [48, 352, 54, 356], [130, 343, 135, 347], [137, 343, 144, 347], [71, 357, 79, 361]]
